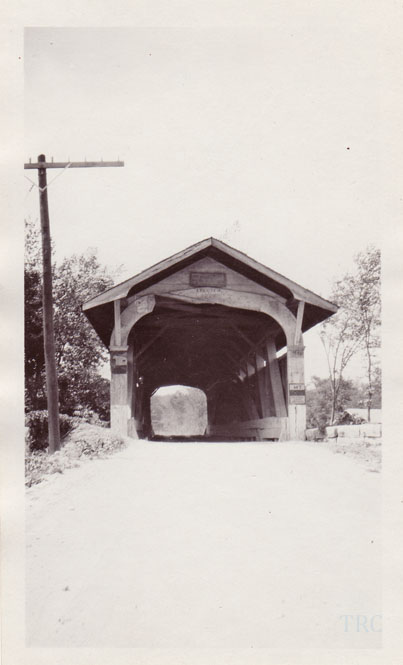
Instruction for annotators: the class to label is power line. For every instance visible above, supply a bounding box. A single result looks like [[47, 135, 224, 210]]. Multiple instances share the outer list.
[[24, 154, 124, 452]]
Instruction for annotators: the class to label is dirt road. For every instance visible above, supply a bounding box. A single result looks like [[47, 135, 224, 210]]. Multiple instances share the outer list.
[[26, 439, 381, 648]]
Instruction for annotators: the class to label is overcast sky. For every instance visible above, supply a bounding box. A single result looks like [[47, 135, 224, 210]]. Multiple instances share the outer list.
[[24, 26, 381, 383]]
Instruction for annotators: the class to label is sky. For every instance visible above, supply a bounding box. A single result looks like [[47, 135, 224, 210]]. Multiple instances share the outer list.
[[24, 25, 382, 383]]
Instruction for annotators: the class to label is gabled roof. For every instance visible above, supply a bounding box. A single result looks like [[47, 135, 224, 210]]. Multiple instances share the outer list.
[[83, 237, 337, 346], [84, 237, 337, 310]]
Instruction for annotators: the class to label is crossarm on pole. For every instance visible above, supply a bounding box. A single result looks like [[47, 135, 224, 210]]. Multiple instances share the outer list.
[[24, 160, 124, 170]]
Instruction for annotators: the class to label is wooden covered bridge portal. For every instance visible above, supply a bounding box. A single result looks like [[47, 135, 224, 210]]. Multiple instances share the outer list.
[[83, 239, 337, 441]]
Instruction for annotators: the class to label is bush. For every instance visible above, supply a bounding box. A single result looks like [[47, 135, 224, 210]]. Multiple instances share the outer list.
[[64, 424, 125, 458], [25, 423, 126, 487], [25, 410, 77, 452], [72, 407, 105, 426], [334, 410, 367, 425], [25, 450, 75, 486]]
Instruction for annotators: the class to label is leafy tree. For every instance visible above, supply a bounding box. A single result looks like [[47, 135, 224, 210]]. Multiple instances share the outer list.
[[319, 245, 381, 423], [370, 366, 382, 409], [25, 267, 46, 410], [24, 219, 119, 418], [349, 247, 381, 419], [25, 219, 46, 410], [306, 376, 355, 432], [52, 251, 116, 392]]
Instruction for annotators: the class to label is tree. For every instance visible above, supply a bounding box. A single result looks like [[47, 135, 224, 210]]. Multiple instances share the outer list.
[[24, 219, 120, 418], [319, 290, 362, 426], [25, 267, 46, 410], [25, 218, 46, 410], [319, 246, 381, 423], [52, 251, 116, 406], [306, 376, 355, 431], [371, 365, 382, 409], [349, 247, 381, 420]]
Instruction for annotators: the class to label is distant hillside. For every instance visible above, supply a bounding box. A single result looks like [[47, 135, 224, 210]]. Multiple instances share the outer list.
[[151, 386, 208, 436]]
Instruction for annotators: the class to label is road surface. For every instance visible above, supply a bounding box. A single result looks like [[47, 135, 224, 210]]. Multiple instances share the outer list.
[[26, 439, 381, 648]]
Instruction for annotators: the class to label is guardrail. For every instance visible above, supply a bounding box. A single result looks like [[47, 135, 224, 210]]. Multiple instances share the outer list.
[[210, 417, 288, 441], [306, 423, 382, 442]]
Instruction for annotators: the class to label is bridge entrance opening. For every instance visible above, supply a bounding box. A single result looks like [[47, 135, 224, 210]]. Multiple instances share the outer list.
[[128, 298, 287, 440], [150, 385, 208, 438]]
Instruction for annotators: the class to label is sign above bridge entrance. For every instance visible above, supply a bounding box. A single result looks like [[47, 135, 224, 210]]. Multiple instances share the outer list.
[[189, 272, 227, 287]]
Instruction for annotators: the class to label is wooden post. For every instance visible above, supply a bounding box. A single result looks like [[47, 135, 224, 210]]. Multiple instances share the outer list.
[[253, 354, 263, 418], [287, 344, 306, 440], [110, 346, 129, 435], [38, 155, 60, 453], [266, 340, 287, 417], [114, 300, 122, 346], [255, 352, 271, 417], [126, 343, 138, 438], [245, 361, 260, 420], [294, 300, 305, 345]]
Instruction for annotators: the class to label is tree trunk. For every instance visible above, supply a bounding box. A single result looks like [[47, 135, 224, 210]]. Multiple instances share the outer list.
[[330, 379, 337, 425], [366, 346, 372, 422]]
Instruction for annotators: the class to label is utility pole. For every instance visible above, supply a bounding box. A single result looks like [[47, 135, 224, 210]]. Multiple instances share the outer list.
[[24, 154, 124, 453]]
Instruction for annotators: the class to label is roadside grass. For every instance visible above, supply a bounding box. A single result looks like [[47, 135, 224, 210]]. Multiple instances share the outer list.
[[306, 437, 381, 472], [25, 422, 127, 487]]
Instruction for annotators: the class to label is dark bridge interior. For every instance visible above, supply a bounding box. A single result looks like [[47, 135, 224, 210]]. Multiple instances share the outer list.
[[129, 298, 286, 438]]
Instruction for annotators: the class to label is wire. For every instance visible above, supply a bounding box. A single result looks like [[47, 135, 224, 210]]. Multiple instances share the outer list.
[[24, 162, 72, 193]]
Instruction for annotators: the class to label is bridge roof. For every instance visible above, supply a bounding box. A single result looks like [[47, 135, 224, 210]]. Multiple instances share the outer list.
[[83, 237, 337, 346]]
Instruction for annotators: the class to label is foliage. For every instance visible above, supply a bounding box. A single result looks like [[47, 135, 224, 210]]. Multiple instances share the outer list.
[[24, 268, 46, 410], [25, 422, 126, 487], [347, 246, 381, 419], [370, 366, 382, 408], [24, 219, 119, 419], [72, 406, 107, 425], [25, 219, 46, 410], [306, 376, 356, 433], [151, 387, 207, 436], [53, 251, 114, 375], [25, 410, 77, 451], [58, 370, 111, 420], [319, 245, 381, 423], [333, 410, 366, 425]]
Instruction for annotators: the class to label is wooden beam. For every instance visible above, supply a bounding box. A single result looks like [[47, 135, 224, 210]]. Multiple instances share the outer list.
[[211, 416, 287, 438], [37, 157, 61, 452], [114, 300, 122, 347], [240, 388, 260, 423], [256, 352, 273, 418], [266, 340, 287, 417], [262, 345, 276, 417], [24, 160, 124, 169], [229, 322, 256, 349], [135, 312, 267, 329], [253, 354, 264, 418], [244, 361, 260, 422], [237, 323, 279, 368], [134, 326, 169, 359], [221, 351, 243, 372], [294, 300, 305, 345]]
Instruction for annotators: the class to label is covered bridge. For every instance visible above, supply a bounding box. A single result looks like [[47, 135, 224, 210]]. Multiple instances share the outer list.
[[83, 238, 337, 441]]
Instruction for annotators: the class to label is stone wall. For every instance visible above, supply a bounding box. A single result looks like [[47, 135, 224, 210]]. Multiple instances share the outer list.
[[306, 423, 382, 443]]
